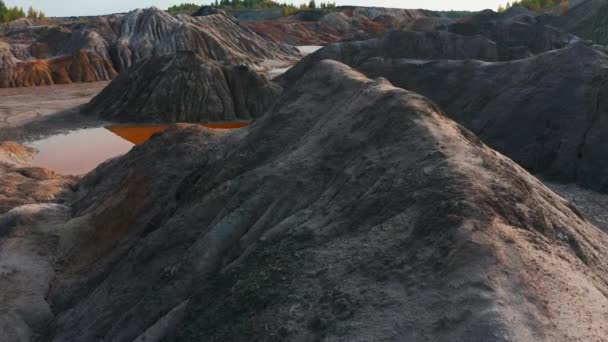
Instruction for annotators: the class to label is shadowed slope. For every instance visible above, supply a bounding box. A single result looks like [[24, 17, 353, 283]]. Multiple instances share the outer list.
[[448, 7, 576, 60], [552, 0, 608, 45], [84, 51, 280, 123]]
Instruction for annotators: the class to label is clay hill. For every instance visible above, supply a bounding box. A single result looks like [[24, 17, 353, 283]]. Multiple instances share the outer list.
[[348, 42, 608, 193], [0, 7, 298, 87], [282, 29, 500, 72], [0, 60, 606, 341], [551, 0, 608, 45], [85, 51, 280, 123], [447, 7, 577, 60], [282, 7, 578, 79], [280, 21, 608, 193], [240, 6, 440, 45]]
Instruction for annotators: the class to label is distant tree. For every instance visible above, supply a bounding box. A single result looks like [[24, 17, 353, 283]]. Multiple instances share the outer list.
[[38, 10, 45, 19], [497, 4, 506, 12], [502, 0, 562, 12], [0, 1, 42, 23], [165, 0, 315, 17], [27, 6, 37, 19], [166, 3, 200, 15]]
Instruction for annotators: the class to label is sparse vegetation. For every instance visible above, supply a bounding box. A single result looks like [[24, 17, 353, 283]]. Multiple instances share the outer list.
[[167, 0, 335, 17], [167, 3, 200, 15], [498, 0, 570, 13], [0, 1, 44, 23]]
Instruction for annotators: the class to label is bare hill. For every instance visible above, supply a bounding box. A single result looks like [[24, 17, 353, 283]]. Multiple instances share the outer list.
[[0, 61, 605, 341], [84, 51, 280, 123], [0, 7, 298, 88], [281, 38, 608, 193]]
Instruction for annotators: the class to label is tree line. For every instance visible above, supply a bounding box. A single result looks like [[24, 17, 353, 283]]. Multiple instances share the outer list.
[[167, 1, 336, 16], [0, 1, 45, 23], [498, 0, 569, 13]]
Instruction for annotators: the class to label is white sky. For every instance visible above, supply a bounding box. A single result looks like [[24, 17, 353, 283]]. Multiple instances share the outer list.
[[5, 0, 505, 17]]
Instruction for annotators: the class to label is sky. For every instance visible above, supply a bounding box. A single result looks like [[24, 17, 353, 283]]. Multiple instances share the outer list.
[[5, 0, 505, 17]]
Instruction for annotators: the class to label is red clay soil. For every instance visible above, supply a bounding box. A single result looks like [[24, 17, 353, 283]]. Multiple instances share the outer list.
[[7, 50, 117, 87], [108, 122, 250, 144], [245, 20, 343, 45]]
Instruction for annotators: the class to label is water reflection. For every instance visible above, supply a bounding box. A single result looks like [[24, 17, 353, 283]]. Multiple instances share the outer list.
[[26, 127, 134, 175], [26, 122, 249, 175]]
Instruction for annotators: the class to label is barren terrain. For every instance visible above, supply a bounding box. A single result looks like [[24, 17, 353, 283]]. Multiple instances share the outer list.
[[0, 82, 108, 129], [2, 3, 608, 341], [0, 82, 109, 142]]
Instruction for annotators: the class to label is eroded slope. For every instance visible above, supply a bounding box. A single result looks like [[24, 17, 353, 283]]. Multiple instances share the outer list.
[[21, 61, 607, 341]]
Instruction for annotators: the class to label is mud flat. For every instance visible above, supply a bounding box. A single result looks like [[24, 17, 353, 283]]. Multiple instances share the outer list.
[[0, 82, 109, 129], [0, 82, 110, 142]]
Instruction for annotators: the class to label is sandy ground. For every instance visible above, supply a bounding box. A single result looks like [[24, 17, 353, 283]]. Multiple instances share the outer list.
[[0, 82, 109, 141]]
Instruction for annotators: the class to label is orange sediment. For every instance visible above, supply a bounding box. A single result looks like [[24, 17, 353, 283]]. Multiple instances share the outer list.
[[107, 122, 250, 145], [106, 125, 170, 145]]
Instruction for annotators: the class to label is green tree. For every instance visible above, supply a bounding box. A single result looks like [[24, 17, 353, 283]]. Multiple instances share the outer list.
[[308, 0, 316, 9], [27, 6, 37, 19], [0, 1, 42, 23]]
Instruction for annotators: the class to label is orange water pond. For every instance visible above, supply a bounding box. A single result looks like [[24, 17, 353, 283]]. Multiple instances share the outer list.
[[25, 123, 249, 175]]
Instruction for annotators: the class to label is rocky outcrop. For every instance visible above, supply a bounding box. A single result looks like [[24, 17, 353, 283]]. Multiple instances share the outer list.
[[0, 60, 601, 341], [448, 7, 577, 60], [84, 52, 280, 123], [0, 7, 299, 88], [292, 42, 608, 192]]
